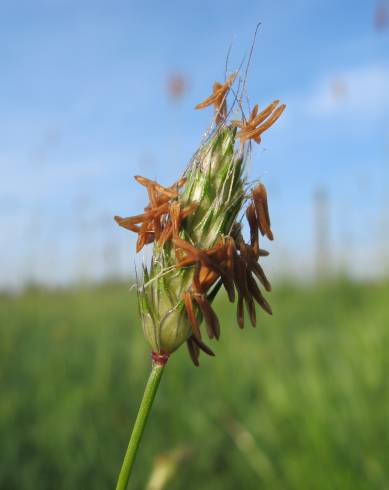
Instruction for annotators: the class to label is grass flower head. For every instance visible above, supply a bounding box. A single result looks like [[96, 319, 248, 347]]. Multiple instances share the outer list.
[[115, 72, 285, 366]]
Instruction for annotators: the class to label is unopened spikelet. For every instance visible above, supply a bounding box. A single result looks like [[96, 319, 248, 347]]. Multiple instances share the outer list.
[[115, 71, 286, 366]]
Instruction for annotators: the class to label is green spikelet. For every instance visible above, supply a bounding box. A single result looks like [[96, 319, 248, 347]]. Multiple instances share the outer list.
[[138, 126, 246, 354]]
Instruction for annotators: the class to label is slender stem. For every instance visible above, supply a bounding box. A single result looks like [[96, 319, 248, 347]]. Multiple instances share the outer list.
[[115, 361, 166, 490]]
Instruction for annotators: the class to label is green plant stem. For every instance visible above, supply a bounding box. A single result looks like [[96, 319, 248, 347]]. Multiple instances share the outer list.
[[115, 362, 166, 490]]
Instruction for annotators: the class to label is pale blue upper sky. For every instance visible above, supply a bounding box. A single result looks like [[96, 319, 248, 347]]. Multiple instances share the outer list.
[[1, 0, 389, 287]]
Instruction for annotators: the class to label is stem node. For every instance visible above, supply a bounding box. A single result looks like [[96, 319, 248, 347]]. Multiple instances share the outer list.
[[151, 351, 170, 366]]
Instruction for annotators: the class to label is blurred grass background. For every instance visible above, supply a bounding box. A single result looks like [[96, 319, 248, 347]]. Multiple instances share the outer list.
[[1, 279, 388, 489]]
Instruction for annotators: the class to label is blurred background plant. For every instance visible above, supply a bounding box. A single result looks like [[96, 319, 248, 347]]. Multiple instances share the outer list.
[[1, 282, 388, 489], [1, 1, 388, 489]]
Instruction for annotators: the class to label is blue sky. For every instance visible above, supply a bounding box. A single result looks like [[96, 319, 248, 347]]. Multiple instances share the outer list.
[[1, 0, 389, 288]]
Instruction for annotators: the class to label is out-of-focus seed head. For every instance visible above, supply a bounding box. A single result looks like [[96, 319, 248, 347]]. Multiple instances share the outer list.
[[115, 68, 285, 365]]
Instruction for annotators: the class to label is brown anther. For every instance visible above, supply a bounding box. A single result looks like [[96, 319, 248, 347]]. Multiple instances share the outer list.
[[116, 202, 170, 228], [233, 252, 249, 301], [216, 239, 235, 304], [135, 175, 184, 199], [174, 237, 234, 301], [152, 202, 162, 241], [246, 293, 257, 327], [250, 260, 271, 292], [252, 104, 285, 136], [234, 100, 286, 145], [173, 238, 224, 278], [246, 272, 273, 315], [251, 100, 280, 127], [169, 202, 182, 238], [198, 267, 220, 293], [252, 183, 274, 241], [237, 294, 244, 329], [249, 104, 259, 122], [157, 222, 173, 247], [136, 221, 151, 252], [193, 265, 202, 293], [226, 237, 236, 276], [246, 203, 259, 255], [183, 290, 201, 341], [192, 335, 215, 357], [195, 73, 236, 125], [115, 175, 196, 251], [239, 241, 272, 292], [232, 236, 272, 326], [144, 180, 158, 209], [176, 239, 226, 268], [113, 216, 141, 233], [186, 337, 200, 366], [193, 293, 220, 340]]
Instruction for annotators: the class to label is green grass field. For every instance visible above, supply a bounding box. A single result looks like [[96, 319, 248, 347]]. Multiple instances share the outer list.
[[1, 280, 388, 489]]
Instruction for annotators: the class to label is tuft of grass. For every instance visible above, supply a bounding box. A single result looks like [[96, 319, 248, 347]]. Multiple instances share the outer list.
[[0, 280, 388, 489]]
